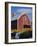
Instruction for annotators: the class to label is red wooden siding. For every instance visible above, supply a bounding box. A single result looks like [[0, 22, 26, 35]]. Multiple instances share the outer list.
[[17, 14, 31, 32]]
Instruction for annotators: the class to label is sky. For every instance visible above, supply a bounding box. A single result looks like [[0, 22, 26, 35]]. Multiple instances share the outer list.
[[11, 6, 32, 21]]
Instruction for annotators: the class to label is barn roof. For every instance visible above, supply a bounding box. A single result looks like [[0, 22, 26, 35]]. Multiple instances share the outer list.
[[11, 12, 27, 21]]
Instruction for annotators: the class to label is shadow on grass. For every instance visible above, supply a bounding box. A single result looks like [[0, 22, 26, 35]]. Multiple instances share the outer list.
[[11, 31, 32, 39]]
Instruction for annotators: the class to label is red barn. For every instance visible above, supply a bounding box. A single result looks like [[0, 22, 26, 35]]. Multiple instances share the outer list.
[[17, 12, 31, 32], [11, 12, 31, 32]]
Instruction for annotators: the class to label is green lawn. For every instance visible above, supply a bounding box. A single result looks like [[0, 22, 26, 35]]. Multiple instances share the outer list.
[[11, 28, 32, 33]]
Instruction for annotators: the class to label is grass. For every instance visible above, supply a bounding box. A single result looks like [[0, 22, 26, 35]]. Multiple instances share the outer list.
[[11, 28, 32, 33], [11, 31, 32, 39]]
